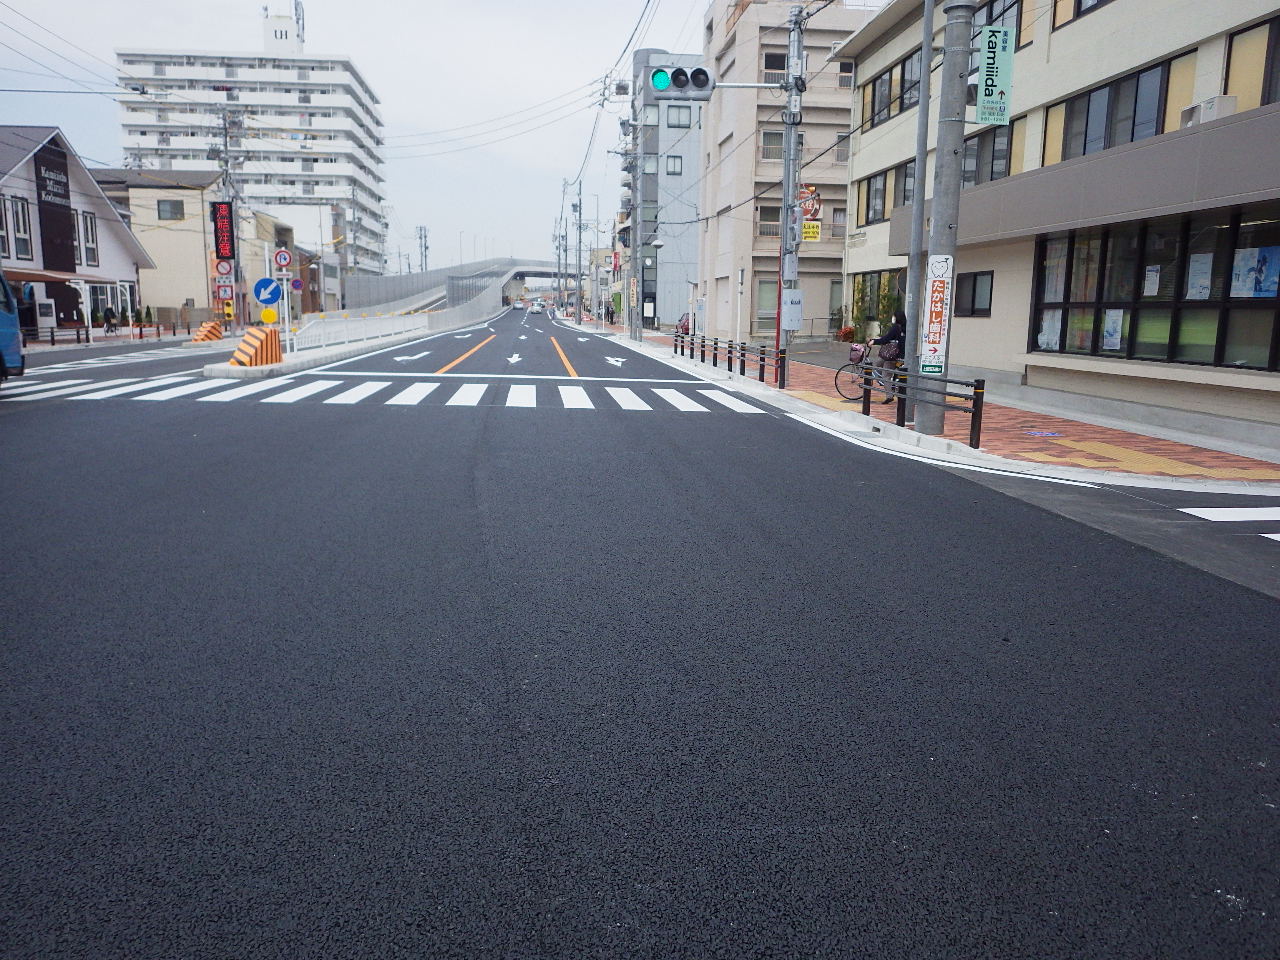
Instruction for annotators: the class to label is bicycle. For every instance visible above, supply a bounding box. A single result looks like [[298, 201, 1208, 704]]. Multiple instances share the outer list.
[[834, 342, 902, 402]]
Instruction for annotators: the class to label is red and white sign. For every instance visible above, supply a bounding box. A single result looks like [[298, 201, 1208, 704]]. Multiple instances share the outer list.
[[273, 248, 293, 268], [920, 255, 954, 375], [214, 259, 233, 276], [215, 283, 234, 300], [798, 183, 822, 221]]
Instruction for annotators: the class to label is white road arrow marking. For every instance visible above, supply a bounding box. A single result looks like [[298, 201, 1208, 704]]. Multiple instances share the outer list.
[[393, 350, 432, 362], [455, 334, 471, 339], [534, 328, 544, 333], [578, 337, 590, 342], [507, 353, 522, 364], [518, 335, 528, 340], [605, 357, 627, 367]]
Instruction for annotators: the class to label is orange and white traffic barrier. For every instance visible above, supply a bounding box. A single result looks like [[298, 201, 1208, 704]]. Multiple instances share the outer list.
[[228, 326, 282, 366], [191, 320, 223, 342]]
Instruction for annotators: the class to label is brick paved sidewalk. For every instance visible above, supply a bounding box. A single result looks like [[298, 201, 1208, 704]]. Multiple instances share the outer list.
[[784, 359, 1280, 481]]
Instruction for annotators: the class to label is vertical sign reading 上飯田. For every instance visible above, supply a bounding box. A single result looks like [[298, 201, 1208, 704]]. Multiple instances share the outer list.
[[975, 26, 1014, 127], [35, 143, 75, 272], [210, 200, 236, 261], [920, 255, 954, 376]]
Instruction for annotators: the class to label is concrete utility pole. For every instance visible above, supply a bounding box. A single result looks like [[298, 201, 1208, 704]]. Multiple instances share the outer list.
[[902, 0, 935, 422], [417, 225, 429, 274], [916, 0, 977, 436], [775, 4, 806, 361], [575, 180, 584, 324]]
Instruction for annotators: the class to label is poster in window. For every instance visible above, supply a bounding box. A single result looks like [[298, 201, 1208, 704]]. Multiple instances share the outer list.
[[1230, 246, 1280, 298], [1102, 309, 1124, 350], [1184, 253, 1213, 300], [1142, 265, 1161, 296]]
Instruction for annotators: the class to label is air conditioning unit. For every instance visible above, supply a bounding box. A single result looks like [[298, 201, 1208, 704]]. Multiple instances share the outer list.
[[1180, 95, 1237, 128], [615, 81, 630, 97]]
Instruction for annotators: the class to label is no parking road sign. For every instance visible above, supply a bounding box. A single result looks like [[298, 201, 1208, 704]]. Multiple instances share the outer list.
[[253, 277, 283, 305], [273, 248, 293, 268]]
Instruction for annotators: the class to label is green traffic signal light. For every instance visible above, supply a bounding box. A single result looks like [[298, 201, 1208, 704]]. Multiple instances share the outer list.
[[651, 68, 671, 91]]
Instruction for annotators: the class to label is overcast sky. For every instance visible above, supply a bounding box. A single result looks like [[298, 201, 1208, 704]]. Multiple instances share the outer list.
[[0, 0, 874, 269]]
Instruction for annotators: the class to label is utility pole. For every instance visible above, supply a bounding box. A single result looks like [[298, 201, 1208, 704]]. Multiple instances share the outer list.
[[902, 0, 936, 423], [417, 225, 429, 274], [775, 4, 806, 364], [916, 0, 977, 435], [574, 180, 583, 324]]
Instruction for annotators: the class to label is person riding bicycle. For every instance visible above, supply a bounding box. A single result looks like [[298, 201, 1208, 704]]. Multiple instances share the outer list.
[[868, 309, 906, 403]]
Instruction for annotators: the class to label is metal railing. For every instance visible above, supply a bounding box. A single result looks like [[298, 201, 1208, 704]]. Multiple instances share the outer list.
[[849, 362, 986, 449], [21, 322, 200, 346], [673, 333, 788, 388]]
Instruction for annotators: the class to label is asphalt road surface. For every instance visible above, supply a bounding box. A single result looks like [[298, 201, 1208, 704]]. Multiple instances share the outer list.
[[2, 307, 1277, 959]]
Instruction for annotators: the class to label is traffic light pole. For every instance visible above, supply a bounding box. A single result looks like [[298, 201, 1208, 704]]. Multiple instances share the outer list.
[[916, 0, 977, 436]]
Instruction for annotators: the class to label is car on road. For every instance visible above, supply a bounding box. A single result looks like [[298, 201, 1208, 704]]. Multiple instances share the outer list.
[[528, 301, 544, 315], [0, 271, 24, 386]]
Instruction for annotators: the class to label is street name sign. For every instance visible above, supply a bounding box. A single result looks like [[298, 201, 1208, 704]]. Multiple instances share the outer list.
[[921, 255, 954, 375], [253, 277, 282, 305], [975, 26, 1014, 126]]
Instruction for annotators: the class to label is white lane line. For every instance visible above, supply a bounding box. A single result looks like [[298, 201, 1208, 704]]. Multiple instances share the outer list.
[[1261, 533, 1280, 542], [134, 378, 240, 400], [260, 380, 344, 403], [558, 385, 593, 409], [1, 379, 81, 395], [653, 388, 709, 412], [506, 384, 537, 407], [445, 383, 487, 406], [788, 414, 1100, 488], [698, 390, 765, 413], [605, 387, 651, 411], [324, 381, 392, 404], [1177, 507, 1280, 522], [4, 378, 140, 400], [197, 378, 295, 402], [385, 382, 439, 405], [71, 377, 194, 399]]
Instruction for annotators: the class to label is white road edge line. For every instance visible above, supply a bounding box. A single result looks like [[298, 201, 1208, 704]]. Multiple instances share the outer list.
[[787, 414, 1101, 488]]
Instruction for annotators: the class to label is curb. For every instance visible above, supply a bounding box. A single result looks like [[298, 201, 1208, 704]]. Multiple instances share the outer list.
[[594, 328, 1280, 495]]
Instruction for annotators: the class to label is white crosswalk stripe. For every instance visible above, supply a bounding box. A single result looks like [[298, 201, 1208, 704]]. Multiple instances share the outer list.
[[135, 379, 240, 400], [2, 379, 86, 395], [3, 378, 141, 400], [605, 387, 651, 411], [698, 390, 764, 413], [446, 384, 487, 406], [653, 388, 708, 412], [72, 376, 194, 399], [506, 385, 536, 407], [261, 380, 343, 403], [197, 378, 295, 402], [1178, 507, 1280, 522], [325, 381, 391, 404], [385, 383, 439, 405], [558, 385, 593, 409]]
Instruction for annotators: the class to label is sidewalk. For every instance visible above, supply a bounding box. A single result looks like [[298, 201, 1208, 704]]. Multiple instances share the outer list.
[[598, 326, 1280, 484], [23, 325, 236, 353]]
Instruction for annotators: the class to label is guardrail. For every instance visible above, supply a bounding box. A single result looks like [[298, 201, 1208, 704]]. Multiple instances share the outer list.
[[672, 333, 788, 388], [848, 362, 986, 449]]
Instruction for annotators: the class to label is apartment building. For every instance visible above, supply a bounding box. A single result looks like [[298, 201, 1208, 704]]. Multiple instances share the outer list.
[[697, 0, 875, 342], [116, 9, 386, 277], [836, 0, 1280, 428], [619, 48, 704, 330]]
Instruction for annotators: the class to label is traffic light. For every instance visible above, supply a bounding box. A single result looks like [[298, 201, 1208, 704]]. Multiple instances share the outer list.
[[649, 66, 714, 101], [222, 299, 235, 321]]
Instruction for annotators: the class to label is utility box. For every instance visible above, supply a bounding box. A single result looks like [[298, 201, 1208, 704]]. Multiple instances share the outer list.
[[35, 299, 55, 329], [1180, 95, 1237, 128]]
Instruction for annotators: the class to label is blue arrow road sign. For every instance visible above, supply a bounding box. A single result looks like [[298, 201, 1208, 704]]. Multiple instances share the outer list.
[[253, 277, 282, 305]]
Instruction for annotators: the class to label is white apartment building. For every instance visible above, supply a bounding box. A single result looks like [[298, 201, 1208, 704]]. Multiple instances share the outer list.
[[116, 10, 386, 277], [697, 0, 875, 343], [836, 0, 1280, 432]]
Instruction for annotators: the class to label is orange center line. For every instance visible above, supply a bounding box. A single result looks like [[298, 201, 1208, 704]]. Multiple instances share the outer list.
[[433, 334, 496, 374], [548, 336, 579, 378]]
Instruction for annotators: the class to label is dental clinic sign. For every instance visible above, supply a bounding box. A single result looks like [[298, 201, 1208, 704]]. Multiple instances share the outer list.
[[975, 26, 1014, 126]]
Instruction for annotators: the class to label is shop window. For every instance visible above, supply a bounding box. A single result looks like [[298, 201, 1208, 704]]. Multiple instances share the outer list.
[[1142, 217, 1181, 301], [955, 271, 993, 316], [157, 199, 185, 220], [1173, 308, 1219, 363], [1231, 202, 1280, 299], [1226, 17, 1280, 112], [1103, 224, 1141, 301], [1223, 309, 1274, 367], [1132, 308, 1172, 358], [1070, 230, 1103, 301], [10, 197, 32, 260]]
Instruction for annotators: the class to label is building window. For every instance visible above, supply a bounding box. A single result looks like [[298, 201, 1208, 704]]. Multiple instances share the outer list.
[[642, 104, 659, 125], [667, 104, 692, 128], [1032, 201, 1280, 370], [970, 0, 1027, 78], [157, 199, 185, 220], [756, 205, 781, 238], [834, 133, 850, 164], [82, 212, 98, 267], [955, 271, 994, 316], [860, 48, 923, 130], [838, 61, 853, 89], [763, 51, 787, 84], [893, 158, 916, 207], [666, 155, 683, 175], [857, 170, 889, 226], [831, 207, 847, 240], [10, 197, 32, 260], [754, 277, 778, 335], [72, 211, 82, 265], [1044, 56, 1189, 165], [1226, 17, 1280, 112], [961, 120, 1021, 188], [762, 130, 784, 161], [1053, 0, 1117, 29], [642, 154, 658, 174], [0, 195, 7, 258]]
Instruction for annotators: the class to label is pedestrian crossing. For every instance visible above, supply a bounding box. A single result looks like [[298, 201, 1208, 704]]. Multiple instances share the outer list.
[[4, 374, 770, 415], [1177, 505, 1280, 547], [25, 345, 223, 374]]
